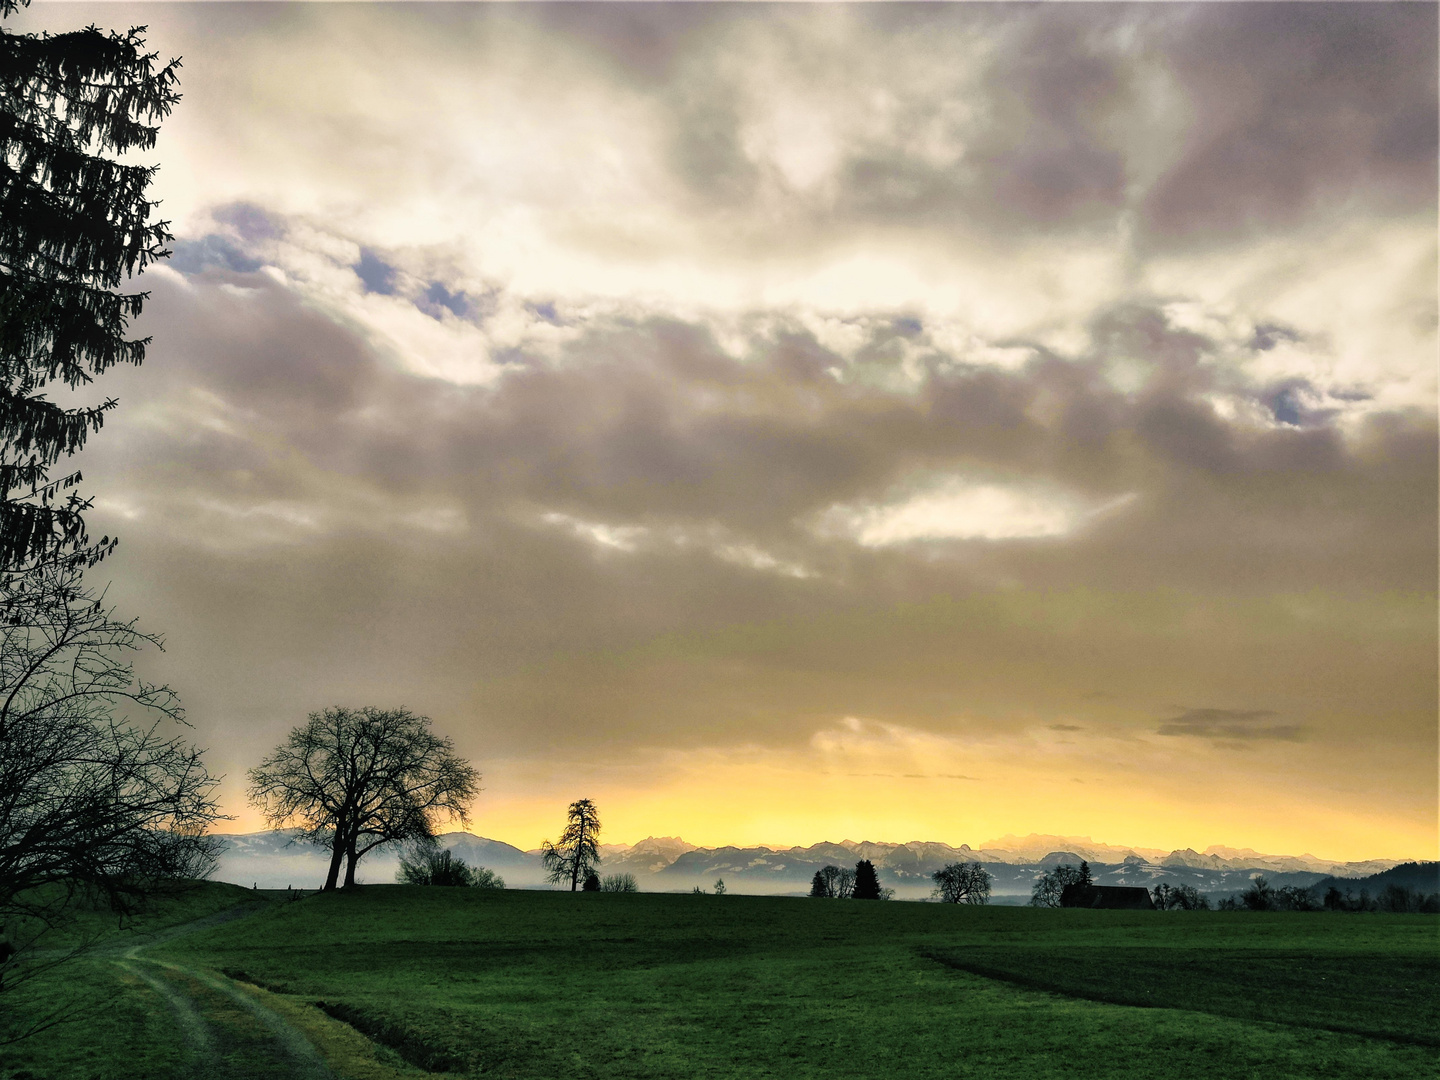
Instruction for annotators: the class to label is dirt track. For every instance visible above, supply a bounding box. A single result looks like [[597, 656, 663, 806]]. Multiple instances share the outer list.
[[115, 904, 334, 1080]]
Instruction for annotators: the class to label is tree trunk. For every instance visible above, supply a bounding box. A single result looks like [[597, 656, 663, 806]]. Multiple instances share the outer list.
[[343, 837, 359, 889], [323, 835, 346, 891]]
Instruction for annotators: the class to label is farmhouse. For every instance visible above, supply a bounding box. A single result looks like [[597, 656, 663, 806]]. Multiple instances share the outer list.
[[1059, 884, 1156, 910]]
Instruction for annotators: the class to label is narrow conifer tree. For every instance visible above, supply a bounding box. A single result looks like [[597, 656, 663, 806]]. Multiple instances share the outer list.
[[541, 797, 602, 891], [853, 859, 882, 900], [0, 0, 180, 569]]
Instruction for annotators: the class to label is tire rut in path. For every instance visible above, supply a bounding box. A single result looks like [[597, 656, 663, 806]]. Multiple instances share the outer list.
[[115, 906, 334, 1080]]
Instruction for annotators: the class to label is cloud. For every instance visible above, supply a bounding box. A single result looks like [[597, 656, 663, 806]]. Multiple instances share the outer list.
[[820, 477, 1134, 546], [1156, 708, 1305, 743], [1142, 4, 1438, 241], [7, 1, 1427, 858]]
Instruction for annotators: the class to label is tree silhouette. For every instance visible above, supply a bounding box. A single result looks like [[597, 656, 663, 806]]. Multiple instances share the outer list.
[[248, 707, 478, 890], [581, 869, 601, 892], [808, 870, 828, 898], [853, 859, 882, 900], [0, 563, 220, 1003], [1, 0, 181, 570], [933, 861, 991, 904], [1029, 863, 1085, 907], [541, 798, 602, 892]]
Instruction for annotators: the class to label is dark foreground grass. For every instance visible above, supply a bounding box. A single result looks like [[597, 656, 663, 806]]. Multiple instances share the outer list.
[[149, 887, 1437, 1080], [0, 881, 256, 1080], [925, 945, 1437, 1047]]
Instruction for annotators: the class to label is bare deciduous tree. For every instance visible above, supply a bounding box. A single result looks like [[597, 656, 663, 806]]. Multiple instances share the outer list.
[[248, 707, 479, 891], [1029, 863, 1087, 908], [0, 564, 220, 1014], [541, 798, 601, 892], [933, 861, 992, 905]]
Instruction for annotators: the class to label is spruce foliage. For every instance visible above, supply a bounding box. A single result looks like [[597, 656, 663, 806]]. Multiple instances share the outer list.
[[853, 859, 882, 900], [0, 0, 179, 568]]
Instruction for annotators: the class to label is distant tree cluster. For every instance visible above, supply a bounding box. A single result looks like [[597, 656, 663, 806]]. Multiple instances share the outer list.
[[809, 860, 892, 900], [932, 862, 991, 905], [1029, 861, 1092, 907], [1216, 876, 1440, 914], [601, 873, 638, 893], [396, 840, 503, 889], [1151, 883, 1209, 910]]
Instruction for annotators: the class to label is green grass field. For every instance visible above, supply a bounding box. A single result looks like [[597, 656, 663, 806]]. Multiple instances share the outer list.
[[5, 886, 1437, 1080]]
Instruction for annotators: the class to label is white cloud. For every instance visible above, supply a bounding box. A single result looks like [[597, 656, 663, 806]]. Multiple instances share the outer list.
[[541, 512, 647, 553], [820, 476, 1134, 546]]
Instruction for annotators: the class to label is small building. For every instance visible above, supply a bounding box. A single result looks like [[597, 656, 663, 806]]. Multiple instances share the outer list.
[[1060, 883, 1156, 910]]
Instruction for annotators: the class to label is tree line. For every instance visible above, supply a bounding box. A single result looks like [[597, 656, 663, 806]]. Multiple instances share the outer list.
[[807, 860, 992, 903], [1218, 875, 1439, 914]]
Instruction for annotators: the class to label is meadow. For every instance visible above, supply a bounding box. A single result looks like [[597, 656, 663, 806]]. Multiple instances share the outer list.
[[3, 885, 1436, 1080]]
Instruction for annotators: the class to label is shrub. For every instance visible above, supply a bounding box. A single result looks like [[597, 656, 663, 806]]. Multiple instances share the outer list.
[[1152, 883, 1210, 910], [398, 847, 475, 887], [470, 866, 505, 890], [1241, 876, 1274, 911], [600, 873, 637, 893]]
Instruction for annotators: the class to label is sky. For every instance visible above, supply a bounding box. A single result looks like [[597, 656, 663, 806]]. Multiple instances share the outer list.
[[15, 2, 1437, 860]]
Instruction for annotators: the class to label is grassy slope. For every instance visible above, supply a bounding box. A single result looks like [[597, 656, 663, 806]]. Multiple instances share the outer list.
[[0, 881, 258, 1080], [154, 887, 1437, 1080]]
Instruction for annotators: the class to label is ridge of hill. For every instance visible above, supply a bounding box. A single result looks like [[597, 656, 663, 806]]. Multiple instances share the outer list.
[[1309, 861, 1440, 897]]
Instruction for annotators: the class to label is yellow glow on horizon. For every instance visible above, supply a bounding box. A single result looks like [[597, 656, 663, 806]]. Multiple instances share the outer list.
[[219, 718, 1438, 866]]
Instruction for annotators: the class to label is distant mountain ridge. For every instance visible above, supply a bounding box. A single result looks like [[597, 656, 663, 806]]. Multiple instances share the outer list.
[[209, 830, 1405, 896]]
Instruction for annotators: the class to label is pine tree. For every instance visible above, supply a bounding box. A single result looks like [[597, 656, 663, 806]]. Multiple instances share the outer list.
[[808, 869, 828, 898], [853, 859, 882, 900], [0, 0, 180, 569]]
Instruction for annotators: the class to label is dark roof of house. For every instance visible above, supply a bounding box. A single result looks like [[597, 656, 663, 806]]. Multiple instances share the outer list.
[[1060, 883, 1156, 910]]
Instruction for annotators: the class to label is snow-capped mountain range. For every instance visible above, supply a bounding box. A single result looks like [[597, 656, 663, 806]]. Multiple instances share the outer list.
[[209, 830, 1404, 899]]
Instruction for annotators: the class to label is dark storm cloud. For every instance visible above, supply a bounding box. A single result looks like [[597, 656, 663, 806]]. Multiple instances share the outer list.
[[1156, 708, 1304, 743]]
